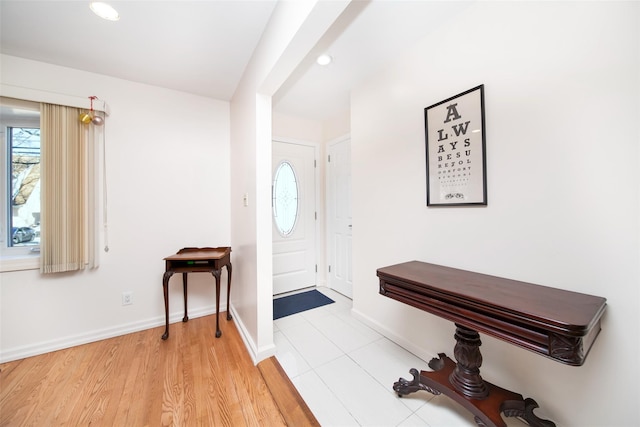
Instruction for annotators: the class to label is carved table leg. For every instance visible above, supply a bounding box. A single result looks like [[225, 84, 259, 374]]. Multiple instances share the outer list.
[[392, 326, 556, 427], [393, 367, 442, 397], [225, 262, 233, 321], [501, 398, 557, 427], [212, 270, 222, 338], [450, 324, 489, 399], [182, 272, 189, 322], [161, 271, 174, 340]]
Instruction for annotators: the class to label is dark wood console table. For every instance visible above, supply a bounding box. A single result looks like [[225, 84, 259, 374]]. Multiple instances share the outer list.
[[377, 261, 606, 427], [162, 247, 232, 340]]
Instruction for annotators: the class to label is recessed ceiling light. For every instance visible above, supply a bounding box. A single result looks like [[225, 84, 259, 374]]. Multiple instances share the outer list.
[[316, 54, 332, 66], [90, 2, 120, 21]]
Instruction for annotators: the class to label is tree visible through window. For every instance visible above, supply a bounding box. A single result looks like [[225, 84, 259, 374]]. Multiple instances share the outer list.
[[8, 127, 41, 247]]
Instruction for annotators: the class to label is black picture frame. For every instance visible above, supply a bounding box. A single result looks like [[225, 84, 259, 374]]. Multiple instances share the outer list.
[[425, 85, 487, 206]]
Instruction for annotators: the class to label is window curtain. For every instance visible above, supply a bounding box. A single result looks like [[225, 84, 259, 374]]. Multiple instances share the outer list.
[[40, 103, 91, 273]]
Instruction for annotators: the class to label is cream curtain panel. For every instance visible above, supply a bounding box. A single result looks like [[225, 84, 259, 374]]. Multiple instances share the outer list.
[[40, 103, 93, 273]]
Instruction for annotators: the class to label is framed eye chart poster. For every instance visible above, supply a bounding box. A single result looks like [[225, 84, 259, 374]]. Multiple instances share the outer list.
[[425, 85, 487, 206]]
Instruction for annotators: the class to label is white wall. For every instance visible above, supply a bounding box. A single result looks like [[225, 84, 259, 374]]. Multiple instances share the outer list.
[[273, 111, 323, 142], [322, 112, 350, 143], [351, 2, 638, 425], [230, 0, 350, 362], [0, 55, 231, 362]]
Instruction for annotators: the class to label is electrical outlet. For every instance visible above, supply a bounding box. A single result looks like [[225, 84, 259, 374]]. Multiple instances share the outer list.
[[122, 291, 133, 306]]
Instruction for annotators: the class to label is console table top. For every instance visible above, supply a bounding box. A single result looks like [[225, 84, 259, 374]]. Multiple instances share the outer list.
[[378, 261, 607, 365]]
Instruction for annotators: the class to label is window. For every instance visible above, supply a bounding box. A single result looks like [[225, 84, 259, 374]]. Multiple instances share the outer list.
[[272, 161, 299, 236], [8, 127, 41, 247], [1, 98, 41, 258], [1, 96, 102, 273]]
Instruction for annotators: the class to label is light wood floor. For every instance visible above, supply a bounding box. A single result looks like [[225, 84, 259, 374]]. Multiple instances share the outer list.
[[0, 313, 319, 426]]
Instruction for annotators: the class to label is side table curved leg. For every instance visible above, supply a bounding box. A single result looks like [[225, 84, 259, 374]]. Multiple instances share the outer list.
[[212, 270, 222, 338], [226, 262, 233, 320], [182, 272, 189, 322], [162, 271, 174, 340]]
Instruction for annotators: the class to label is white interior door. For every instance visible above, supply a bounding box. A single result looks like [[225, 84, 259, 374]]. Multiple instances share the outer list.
[[272, 141, 317, 295], [327, 136, 352, 298]]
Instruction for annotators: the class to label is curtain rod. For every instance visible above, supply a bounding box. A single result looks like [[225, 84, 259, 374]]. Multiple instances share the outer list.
[[0, 83, 110, 115]]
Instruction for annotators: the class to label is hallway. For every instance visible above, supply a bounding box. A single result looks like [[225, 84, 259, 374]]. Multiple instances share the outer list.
[[274, 288, 525, 426]]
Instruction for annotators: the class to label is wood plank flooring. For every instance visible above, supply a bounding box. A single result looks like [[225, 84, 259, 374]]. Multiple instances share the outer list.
[[0, 313, 319, 426]]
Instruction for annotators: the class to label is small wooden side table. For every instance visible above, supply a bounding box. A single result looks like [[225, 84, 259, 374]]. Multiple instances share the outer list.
[[162, 247, 232, 340]]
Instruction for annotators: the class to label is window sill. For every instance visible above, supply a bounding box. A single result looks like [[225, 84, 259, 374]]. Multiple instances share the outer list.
[[0, 255, 39, 272]]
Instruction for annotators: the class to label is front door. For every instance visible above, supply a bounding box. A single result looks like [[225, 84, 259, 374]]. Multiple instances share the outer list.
[[272, 140, 317, 295]]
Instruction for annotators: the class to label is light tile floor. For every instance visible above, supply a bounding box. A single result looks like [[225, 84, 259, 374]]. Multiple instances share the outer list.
[[274, 287, 526, 427]]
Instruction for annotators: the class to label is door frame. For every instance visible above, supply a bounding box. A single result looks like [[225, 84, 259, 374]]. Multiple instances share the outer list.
[[272, 137, 321, 294]]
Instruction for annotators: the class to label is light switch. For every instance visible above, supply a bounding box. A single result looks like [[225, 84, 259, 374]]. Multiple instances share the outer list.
[[243, 193, 249, 207]]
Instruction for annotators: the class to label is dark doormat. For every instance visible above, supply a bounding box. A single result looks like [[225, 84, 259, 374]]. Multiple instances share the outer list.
[[273, 290, 335, 320]]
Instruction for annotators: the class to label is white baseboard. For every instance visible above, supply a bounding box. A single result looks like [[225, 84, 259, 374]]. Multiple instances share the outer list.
[[0, 305, 220, 364], [255, 341, 276, 363], [2, 303, 276, 366], [350, 306, 436, 364], [228, 303, 276, 365]]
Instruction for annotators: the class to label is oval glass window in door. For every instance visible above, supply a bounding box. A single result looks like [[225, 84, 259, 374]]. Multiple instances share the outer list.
[[273, 161, 299, 236]]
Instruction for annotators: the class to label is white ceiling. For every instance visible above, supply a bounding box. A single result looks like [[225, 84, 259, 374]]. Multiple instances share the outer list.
[[1, 1, 473, 122]]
